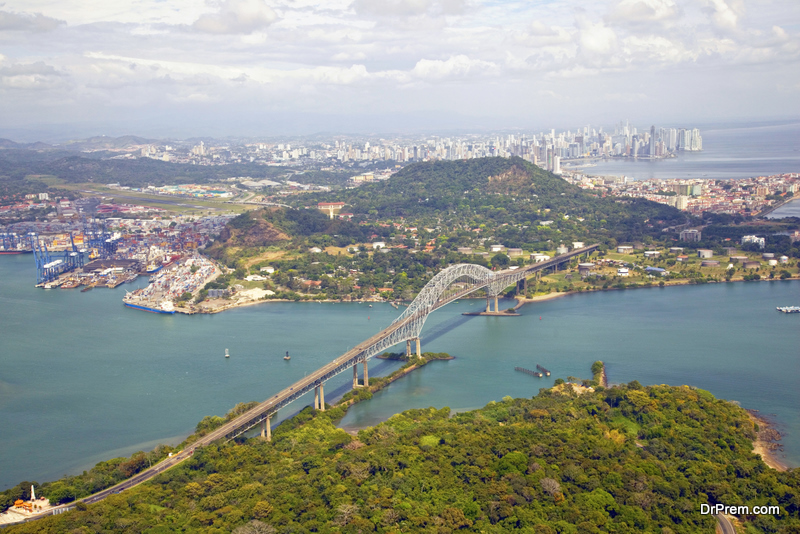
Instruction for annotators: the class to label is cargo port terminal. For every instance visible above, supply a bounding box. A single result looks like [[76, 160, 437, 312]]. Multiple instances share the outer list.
[[123, 256, 221, 314]]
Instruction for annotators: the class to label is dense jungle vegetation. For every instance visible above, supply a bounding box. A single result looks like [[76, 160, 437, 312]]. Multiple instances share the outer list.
[[4, 383, 798, 533]]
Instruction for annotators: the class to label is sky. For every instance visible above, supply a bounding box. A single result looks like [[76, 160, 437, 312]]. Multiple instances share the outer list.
[[0, 0, 799, 140]]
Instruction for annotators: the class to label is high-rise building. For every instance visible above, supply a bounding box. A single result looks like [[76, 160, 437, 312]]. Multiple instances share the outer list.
[[649, 125, 656, 156], [690, 128, 703, 151], [677, 128, 703, 151]]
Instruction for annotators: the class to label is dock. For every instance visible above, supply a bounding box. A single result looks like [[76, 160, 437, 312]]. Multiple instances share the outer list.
[[463, 310, 520, 316], [515, 366, 543, 378], [536, 364, 551, 376]]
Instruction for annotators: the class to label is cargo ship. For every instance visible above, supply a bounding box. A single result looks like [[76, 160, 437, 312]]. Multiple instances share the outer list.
[[777, 306, 800, 314], [123, 301, 176, 314], [145, 254, 181, 274]]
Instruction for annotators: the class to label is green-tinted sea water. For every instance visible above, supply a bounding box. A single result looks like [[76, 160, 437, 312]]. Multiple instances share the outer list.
[[1, 254, 798, 490]]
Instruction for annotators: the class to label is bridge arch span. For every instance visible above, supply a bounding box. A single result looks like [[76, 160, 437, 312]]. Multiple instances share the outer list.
[[392, 263, 494, 328]]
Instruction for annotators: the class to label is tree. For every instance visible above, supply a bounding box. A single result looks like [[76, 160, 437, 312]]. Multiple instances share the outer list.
[[233, 520, 276, 534], [252, 501, 274, 519], [334, 503, 359, 526], [441, 507, 473, 529], [541, 478, 561, 496], [491, 253, 510, 267]]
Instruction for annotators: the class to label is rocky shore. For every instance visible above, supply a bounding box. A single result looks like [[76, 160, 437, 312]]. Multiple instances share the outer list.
[[747, 410, 789, 472]]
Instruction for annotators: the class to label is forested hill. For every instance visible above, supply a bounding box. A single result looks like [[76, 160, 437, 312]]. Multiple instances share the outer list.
[[6, 384, 798, 533], [341, 157, 574, 216], [311, 157, 689, 242]]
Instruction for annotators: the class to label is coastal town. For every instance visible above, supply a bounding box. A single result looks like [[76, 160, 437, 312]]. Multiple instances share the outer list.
[[563, 171, 800, 216]]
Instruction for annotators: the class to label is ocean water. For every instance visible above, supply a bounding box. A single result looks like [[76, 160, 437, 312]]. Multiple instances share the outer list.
[[574, 121, 800, 180], [769, 198, 800, 219], [0, 254, 798, 490]]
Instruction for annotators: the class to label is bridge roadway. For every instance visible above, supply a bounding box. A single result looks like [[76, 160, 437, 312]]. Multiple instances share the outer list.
[[16, 244, 598, 523]]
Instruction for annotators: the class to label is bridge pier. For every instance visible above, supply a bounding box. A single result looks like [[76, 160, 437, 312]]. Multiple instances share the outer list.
[[363, 360, 369, 387], [314, 386, 319, 409], [416, 337, 422, 359], [353, 363, 358, 388], [320, 382, 325, 411], [261, 415, 272, 442], [516, 278, 526, 296], [406, 339, 411, 358]]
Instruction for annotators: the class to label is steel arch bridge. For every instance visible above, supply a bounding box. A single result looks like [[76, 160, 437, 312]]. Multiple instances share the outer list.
[[212, 244, 599, 442]]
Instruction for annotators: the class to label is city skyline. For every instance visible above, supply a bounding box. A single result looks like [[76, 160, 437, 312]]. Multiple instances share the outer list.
[[1, 0, 799, 140]]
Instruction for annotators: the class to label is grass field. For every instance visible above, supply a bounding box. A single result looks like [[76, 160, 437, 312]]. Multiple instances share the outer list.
[[24, 174, 66, 186], [65, 184, 255, 215]]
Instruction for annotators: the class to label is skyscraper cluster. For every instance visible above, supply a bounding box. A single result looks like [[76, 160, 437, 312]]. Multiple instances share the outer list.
[[129, 122, 702, 173], [613, 121, 702, 157]]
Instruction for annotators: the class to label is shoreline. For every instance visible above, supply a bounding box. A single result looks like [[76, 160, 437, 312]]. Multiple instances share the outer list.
[[181, 276, 800, 315], [514, 277, 798, 312], [747, 410, 789, 472]]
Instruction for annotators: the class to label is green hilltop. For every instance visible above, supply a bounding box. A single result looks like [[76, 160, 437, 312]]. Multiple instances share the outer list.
[[307, 157, 689, 244]]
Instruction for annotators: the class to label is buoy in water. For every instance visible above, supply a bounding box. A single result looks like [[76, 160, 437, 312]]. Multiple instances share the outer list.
[[539, 316, 542, 320]]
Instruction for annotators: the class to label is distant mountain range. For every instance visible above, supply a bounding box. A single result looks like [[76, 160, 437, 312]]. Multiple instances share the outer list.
[[0, 135, 161, 152], [0, 138, 54, 150]]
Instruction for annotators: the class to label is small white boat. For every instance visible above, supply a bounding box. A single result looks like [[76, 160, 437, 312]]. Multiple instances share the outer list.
[[225, 348, 230, 358]]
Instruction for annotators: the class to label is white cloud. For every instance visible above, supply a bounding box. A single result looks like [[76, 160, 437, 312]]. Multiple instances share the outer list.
[[193, 0, 278, 34], [0, 0, 799, 134], [517, 21, 573, 47], [621, 34, 694, 63], [352, 0, 465, 18], [0, 62, 64, 90], [605, 0, 681, 28], [704, 0, 743, 32], [332, 51, 367, 61], [411, 54, 496, 80], [577, 18, 618, 59], [83, 52, 374, 87], [0, 9, 64, 31], [0, 0, 208, 26]]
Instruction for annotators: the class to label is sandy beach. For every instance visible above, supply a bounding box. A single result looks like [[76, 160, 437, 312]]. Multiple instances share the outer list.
[[748, 412, 789, 472]]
